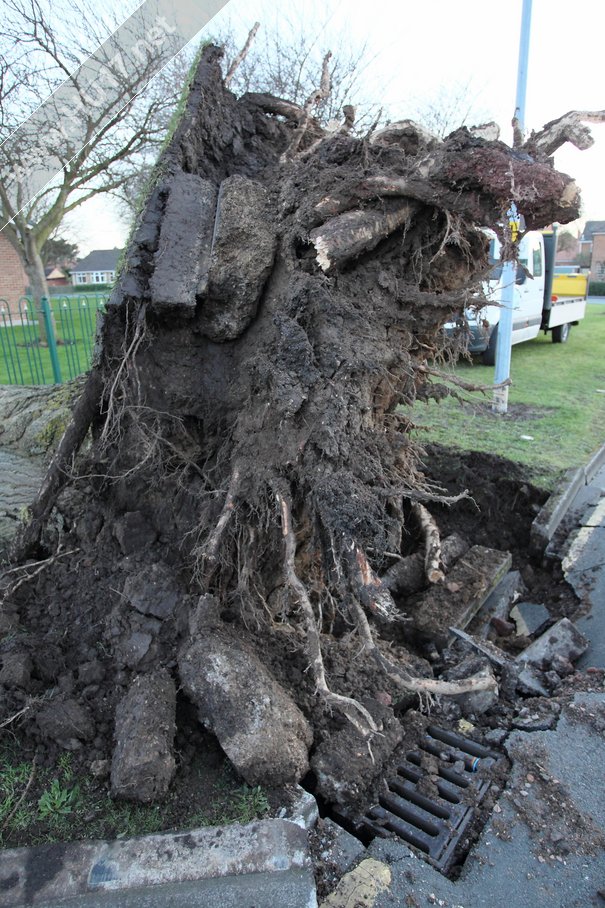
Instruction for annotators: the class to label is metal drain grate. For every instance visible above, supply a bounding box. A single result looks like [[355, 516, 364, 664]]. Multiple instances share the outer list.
[[336, 725, 502, 876]]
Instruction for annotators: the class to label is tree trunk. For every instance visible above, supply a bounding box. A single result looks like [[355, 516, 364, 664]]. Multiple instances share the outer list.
[[22, 234, 56, 345], [3, 46, 584, 806]]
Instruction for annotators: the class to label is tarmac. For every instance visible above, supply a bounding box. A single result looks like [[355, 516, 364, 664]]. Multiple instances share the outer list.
[[0, 449, 604, 907]]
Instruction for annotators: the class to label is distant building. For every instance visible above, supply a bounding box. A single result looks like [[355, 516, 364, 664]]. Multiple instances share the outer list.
[[579, 221, 605, 282], [45, 266, 69, 287], [71, 248, 122, 286], [0, 234, 29, 316]]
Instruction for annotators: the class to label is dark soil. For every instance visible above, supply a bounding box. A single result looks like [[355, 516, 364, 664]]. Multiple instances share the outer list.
[[0, 445, 586, 850]]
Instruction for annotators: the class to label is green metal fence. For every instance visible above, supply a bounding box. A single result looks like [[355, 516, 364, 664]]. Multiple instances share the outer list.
[[0, 293, 108, 385]]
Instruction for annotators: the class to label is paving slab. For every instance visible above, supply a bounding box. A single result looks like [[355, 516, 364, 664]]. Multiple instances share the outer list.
[[0, 819, 317, 908], [368, 692, 605, 908]]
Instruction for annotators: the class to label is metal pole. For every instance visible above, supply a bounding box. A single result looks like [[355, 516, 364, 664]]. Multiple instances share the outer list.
[[492, 0, 533, 415], [40, 296, 63, 384]]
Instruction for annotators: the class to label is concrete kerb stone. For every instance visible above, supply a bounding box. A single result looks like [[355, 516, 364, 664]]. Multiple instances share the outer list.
[[584, 441, 605, 485], [530, 440, 605, 557], [529, 466, 584, 557], [0, 818, 318, 908]]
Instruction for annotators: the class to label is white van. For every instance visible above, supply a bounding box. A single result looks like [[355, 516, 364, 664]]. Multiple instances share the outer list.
[[449, 229, 587, 364]]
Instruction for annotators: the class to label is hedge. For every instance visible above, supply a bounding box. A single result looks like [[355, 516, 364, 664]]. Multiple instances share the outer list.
[[588, 281, 605, 297]]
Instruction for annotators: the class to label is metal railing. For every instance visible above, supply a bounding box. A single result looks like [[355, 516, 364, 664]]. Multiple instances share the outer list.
[[0, 293, 108, 385]]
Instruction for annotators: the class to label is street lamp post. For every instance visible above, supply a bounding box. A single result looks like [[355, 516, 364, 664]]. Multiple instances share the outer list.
[[492, 0, 533, 415]]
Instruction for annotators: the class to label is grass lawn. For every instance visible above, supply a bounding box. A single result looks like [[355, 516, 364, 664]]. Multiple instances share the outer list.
[[411, 302, 605, 490], [0, 294, 106, 385]]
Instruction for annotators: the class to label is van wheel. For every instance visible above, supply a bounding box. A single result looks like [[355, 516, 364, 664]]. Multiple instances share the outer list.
[[482, 326, 498, 365], [552, 323, 570, 343]]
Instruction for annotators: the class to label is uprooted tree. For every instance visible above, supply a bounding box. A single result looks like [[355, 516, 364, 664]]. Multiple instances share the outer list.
[[2, 45, 600, 806]]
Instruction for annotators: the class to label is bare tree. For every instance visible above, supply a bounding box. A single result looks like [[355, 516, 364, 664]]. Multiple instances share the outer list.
[[410, 78, 493, 139], [0, 0, 183, 338], [216, 15, 382, 131]]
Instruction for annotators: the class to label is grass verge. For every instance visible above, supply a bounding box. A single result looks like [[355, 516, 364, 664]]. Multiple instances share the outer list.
[[0, 741, 270, 850], [412, 303, 605, 489]]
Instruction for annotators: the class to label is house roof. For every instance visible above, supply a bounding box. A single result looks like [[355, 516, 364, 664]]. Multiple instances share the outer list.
[[45, 267, 67, 279], [580, 221, 605, 242], [73, 248, 122, 273]]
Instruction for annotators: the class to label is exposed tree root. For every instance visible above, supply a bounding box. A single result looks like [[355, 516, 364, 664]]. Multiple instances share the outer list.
[[194, 467, 241, 589], [412, 502, 445, 584], [277, 490, 379, 736], [346, 596, 496, 708]]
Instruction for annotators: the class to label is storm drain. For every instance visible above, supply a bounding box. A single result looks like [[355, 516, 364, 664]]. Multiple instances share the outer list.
[[335, 725, 505, 876]]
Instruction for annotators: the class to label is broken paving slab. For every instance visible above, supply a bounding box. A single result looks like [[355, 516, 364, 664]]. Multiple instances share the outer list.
[[0, 819, 317, 908], [516, 617, 588, 672], [468, 569, 524, 639], [149, 172, 218, 315], [510, 601, 551, 637], [412, 545, 512, 649]]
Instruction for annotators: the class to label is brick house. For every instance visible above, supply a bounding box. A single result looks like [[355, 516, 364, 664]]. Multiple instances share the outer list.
[[579, 221, 605, 282], [0, 233, 28, 316], [71, 248, 121, 286]]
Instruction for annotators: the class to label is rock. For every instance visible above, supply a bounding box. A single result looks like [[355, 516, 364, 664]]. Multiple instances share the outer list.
[[510, 601, 551, 637], [511, 701, 561, 731], [122, 564, 179, 620], [113, 511, 158, 555], [516, 665, 550, 698], [179, 627, 312, 787], [36, 698, 95, 748], [490, 616, 516, 637], [484, 728, 508, 747], [0, 652, 33, 689], [111, 670, 176, 802], [551, 653, 575, 677], [517, 618, 588, 671]]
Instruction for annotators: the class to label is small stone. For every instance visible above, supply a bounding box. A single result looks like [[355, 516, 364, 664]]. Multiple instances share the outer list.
[[516, 666, 550, 698], [490, 617, 515, 637], [90, 759, 110, 779], [526, 773, 535, 783]]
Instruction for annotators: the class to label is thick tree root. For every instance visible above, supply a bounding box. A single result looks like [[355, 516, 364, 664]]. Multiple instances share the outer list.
[[276, 491, 378, 735], [412, 502, 445, 584]]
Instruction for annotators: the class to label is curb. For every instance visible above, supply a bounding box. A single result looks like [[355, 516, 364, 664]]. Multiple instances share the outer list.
[[0, 818, 317, 908], [529, 441, 605, 556]]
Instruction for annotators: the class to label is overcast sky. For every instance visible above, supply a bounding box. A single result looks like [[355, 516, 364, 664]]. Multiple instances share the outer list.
[[69, 0, 605, 253]]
